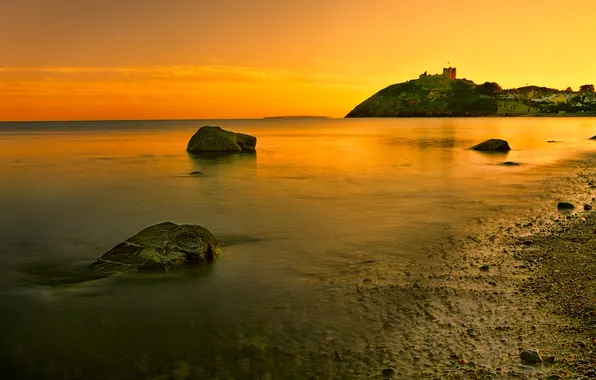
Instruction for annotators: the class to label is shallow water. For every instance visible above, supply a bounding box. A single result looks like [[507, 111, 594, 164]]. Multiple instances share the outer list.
[[1, 117, 595, 379]]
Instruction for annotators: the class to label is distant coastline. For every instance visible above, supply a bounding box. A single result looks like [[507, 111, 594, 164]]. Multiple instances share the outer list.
[[345, 67, 596, 118]]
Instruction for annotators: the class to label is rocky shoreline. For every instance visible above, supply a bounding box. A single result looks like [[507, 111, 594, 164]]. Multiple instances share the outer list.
[[330, 158, 596, 379]]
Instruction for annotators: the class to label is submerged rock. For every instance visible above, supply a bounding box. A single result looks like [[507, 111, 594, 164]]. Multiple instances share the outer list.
[[501, 161, 520, 166], [469, 139, 511, 152], [187, 126, 257, 153], [520, 349, 543, 363], [557, 202, 575, 211], [585, 204, 593, 211], [590, 136, 596, 140], [89, 222, 221, 274]]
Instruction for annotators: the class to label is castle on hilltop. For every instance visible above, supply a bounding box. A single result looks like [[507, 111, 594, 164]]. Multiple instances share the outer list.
[[419, 67, 457, 80]]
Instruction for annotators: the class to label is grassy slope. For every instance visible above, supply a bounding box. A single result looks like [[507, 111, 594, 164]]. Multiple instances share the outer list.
[[346, 76, 498, 117]]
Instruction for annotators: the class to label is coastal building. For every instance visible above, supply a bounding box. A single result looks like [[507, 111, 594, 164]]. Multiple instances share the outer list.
[[530, 93, 570, 105]]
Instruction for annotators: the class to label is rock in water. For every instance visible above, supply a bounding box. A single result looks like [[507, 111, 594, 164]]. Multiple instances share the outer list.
[[469, 139, 511, 152], [187, 126, 257, 153], [585, 204, 593, 211], [590, 136, 596, 140], [520, 349, 543, 363], [557, 202, 575, 211], [501, 161, 520, 166], [89, 222, 221, 274]]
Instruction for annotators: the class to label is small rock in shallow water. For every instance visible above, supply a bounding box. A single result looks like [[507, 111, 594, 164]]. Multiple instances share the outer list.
[[189, 171, 204, 175], [522, 240, 533, 246], [584, 204, 592, 211], [521, 349, 543, 363], [469, 139, 511, 152], [480, 264, 489, 272], [381, 367, 396, 378], [557, 202, 575, 211], [501, 161, 520, 166]]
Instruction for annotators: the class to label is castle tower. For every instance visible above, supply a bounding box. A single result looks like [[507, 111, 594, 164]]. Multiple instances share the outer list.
[[442, 67, 457, 79]]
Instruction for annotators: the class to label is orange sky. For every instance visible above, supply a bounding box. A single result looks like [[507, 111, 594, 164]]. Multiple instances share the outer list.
[[2, 0, 595, 121]]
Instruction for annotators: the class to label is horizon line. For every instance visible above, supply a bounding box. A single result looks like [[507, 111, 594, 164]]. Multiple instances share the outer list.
[[0, 116, 338, 123]]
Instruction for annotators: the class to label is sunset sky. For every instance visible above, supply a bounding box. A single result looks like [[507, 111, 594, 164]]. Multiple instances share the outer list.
[[2, 0, 595, 121]]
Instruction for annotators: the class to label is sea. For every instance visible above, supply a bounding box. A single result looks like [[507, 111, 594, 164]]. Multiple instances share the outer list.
[[0, 117, 595, 379]]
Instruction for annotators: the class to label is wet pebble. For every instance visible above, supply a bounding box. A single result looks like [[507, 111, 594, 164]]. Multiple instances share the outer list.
[[381, 367, 396, 378], [545, 375, 564, 380], [585, 204, 593, 211], [558, 202, 575, 210], [521, 349, 543, 363], [480, 264, 490, 272]]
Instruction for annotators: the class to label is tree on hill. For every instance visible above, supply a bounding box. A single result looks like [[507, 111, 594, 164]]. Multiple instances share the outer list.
[[565, 87, 573, 92], [580, 84, 595, 93], [476, 82, 502, 96]]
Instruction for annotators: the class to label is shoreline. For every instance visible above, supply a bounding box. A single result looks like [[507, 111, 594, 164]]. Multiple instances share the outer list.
[[343, 154, 596, 379]]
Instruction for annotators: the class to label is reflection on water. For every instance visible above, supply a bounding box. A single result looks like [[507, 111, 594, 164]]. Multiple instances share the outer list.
[[187, 151, 257, 177], [0, 117, 595, 379]]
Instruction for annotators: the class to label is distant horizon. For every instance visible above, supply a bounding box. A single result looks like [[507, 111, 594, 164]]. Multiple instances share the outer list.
[[0, 116, 337, 123]]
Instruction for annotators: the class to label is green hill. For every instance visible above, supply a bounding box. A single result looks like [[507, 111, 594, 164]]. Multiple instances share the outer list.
[[345, 76, 498, 117]]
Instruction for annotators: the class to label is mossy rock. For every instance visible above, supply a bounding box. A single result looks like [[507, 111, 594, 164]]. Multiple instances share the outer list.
[[187, 126, 257, 153], [89, 222, 221, 274]]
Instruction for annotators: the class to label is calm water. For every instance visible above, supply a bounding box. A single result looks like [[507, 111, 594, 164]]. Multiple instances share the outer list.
[[1, 117, 595, 379]]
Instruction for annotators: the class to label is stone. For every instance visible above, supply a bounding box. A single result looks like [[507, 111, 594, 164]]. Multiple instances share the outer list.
[[469, 139, 511, 152], [543, 356, 556, 364], [501, 161, 520, 166], [480, 264, 489, 272], [381, 367, 396, 378], [590, 136, 596, 140], [545, 375, 563, 380], [547, 140, 557, 143], [557, 202, 575, 210], [89, 222, 221, 274], [187, 126, 257, 153], [520, 349, 542, 363], [584, 204, 592, 211]]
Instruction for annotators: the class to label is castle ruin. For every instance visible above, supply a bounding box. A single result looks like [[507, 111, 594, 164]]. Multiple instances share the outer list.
[[419, 67, 457, 80]]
